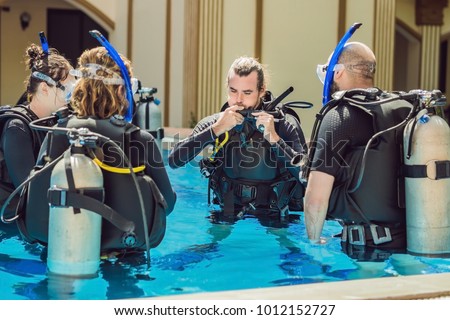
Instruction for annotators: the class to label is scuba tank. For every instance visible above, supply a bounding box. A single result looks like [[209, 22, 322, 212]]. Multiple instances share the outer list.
[[47, 129, 103, 277], [134, 86, 164, 151], [403, 90, 450, 255]]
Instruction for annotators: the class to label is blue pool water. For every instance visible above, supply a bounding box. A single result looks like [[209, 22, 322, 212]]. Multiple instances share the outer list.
[[1, 153, 450, 300]]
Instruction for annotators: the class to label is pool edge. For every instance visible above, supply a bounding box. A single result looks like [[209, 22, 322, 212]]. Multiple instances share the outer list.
[[148, 273, 450, 300]]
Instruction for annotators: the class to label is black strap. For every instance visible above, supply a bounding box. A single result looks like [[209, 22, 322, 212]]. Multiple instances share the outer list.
[[403, 160, 450, 180], [47, 187, 135, 233], [64, 149, 80, 214], [54, 147, 136, 231], [223, 186, 235, 215], [149, 128, 164, 139], [145, 174, 168, 210], [145, 101, 150, 129], [207, 178, 212, 205], [406, 118, 418, 160], [123, 125, 133, 164]]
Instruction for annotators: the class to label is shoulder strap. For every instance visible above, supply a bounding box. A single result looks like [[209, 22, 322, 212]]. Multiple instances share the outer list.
[[123, 123, 140, 167], [301, 98, 341, 180]]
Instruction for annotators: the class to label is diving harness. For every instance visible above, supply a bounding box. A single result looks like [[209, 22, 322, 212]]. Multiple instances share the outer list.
[[201, 87, 311, 217]]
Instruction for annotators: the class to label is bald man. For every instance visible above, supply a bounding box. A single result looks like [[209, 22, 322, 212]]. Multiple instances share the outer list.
[[304, 42, 410, 260]]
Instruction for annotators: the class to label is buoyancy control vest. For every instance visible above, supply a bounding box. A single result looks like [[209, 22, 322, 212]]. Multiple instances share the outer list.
[[306, 88, 415, 226], [200, 89, 308, 215], [204, 120, 298, 215], [16, 115, 168, 253]]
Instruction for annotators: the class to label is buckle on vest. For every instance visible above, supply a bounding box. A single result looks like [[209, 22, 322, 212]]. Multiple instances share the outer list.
[[342, 224, 393, 246], [48, 187, 68, 207], [345, 225, 366, 245], [47, 187, 105, 208], [427, 160, 450, 180], [237, 184, 257, 199], [369, 224, 392, 245]]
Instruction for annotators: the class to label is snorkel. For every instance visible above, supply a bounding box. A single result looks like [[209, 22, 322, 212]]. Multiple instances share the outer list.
[[39, 31, 49, 55], [89, 30, 134, 122], [322, 22, 362, 105]]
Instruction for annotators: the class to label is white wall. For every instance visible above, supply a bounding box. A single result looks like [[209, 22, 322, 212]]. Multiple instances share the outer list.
[[260, 0, 340, 139], [168, 0, 185, 128], [0, 0, 74, 104], [131, 0, 167, 124], [346, 0, 375, 47], [65, 0, 117, 34], [109, 0, 128, 55], [222, 0, 256, 104], [397, 0, 419, 33]]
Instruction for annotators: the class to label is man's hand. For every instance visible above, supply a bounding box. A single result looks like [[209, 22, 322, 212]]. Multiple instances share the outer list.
[[309, 237, 328, 245], [253, 111, 280, 144], [212, 105, 244, 136]]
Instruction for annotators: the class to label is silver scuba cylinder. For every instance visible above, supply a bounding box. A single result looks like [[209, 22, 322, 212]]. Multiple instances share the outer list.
[[47, 143, 103, 277], [404, 102, 450, 255], [135, 87, 163, 151]]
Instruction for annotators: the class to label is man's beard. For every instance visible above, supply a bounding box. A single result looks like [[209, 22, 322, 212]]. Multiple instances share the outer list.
[[239, 101, 260, 110], [330, 81, 340, 95]]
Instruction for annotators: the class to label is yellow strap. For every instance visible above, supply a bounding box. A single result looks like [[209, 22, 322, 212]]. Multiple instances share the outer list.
[[209, 131, 229, 161], [93, 157, 145, 174]]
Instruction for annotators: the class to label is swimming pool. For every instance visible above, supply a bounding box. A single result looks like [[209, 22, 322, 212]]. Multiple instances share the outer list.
[[1, 152, 450, 300]]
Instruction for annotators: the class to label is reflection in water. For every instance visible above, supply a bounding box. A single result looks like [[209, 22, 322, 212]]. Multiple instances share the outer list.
[[18, 272, 108, 300], [152, 243, 221, 271], [194, 212, 341, 286], [3, 167, 450, 300], [387, 254, 450, 276], [101, 254, 147, 300], [13, 255, 148, 300], [0, 223, 16, 242], [0, 253, 46, 278]]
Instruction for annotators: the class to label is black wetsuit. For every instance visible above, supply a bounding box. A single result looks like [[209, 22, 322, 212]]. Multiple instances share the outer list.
[[1, 106, 40, 188], [0, 105, 46, 217], [169, 101, 305, 215], [309, 89, 413, 259]]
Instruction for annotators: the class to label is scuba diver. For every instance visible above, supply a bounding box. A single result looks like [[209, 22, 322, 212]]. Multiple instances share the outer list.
[[0, 40, 74, 216], [169, 56, 306, 219], [13, 45, 176, 257], [303, 41, 414, 260]]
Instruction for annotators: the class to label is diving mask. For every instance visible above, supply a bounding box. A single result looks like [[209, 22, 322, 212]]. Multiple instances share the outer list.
[[31, 71, 76, 103], [316, 64, 345, 84], [70, 64, 139, 94]]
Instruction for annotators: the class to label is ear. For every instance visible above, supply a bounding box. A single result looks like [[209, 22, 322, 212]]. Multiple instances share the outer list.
[[333, 68, 344, 81], [259, 85, 266, 99], [39, 82, 50, 95]]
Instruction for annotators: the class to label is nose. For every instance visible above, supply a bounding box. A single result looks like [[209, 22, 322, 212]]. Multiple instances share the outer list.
[[236, 92, 244, 103]]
